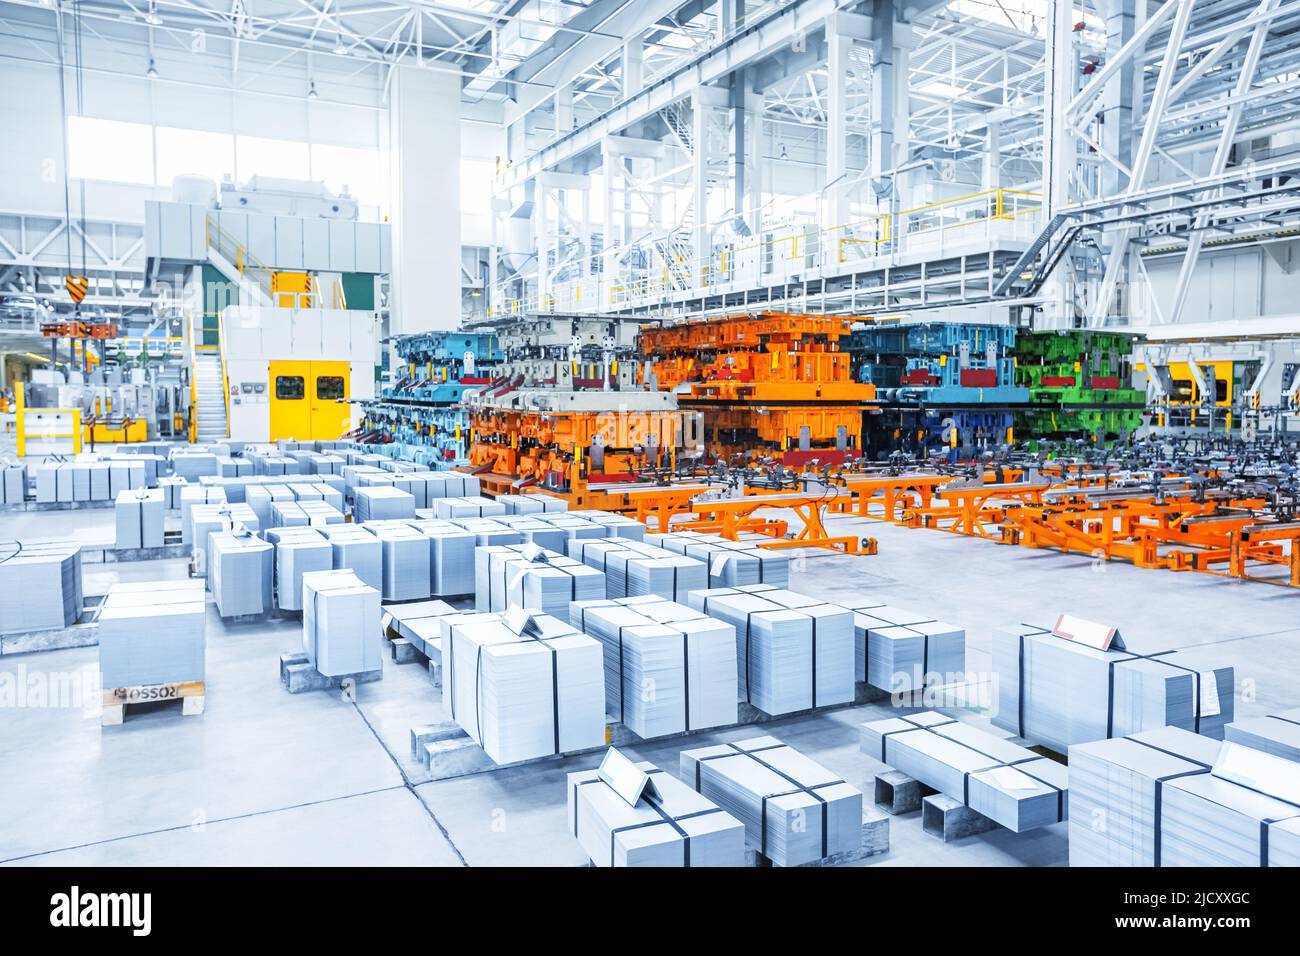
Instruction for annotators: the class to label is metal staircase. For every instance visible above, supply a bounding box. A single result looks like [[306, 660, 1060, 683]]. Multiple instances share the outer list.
[[193, 350, 228, 442], [661, 102, 693, 155]]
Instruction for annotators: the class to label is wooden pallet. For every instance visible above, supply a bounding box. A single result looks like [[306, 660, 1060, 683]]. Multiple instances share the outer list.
[[102, 680, 205, 726]]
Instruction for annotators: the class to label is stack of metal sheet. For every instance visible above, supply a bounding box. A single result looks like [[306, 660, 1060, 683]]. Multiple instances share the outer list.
[[443, 610, 605, 764], [498, 516, 570, 552], [567, 511, 646, 540], [209, 530, 274, 617], [1068, 726, 1220, 866], [680, 736, 863, 866], [271, 528, 334, 611], [321, 526, 383, 592], [693, 587, 854, 715], [217, 457, 252, 477], [432, 496, 505, 519], [106, 459, 147, 497], [0, 538, 83, 631], [0, 464, 25, 505], [862, 711, 1068, 832], [506, 554, 606, 618], [114, 488, 165, 550], [301, 569, 382, 676], [374, 524, 431, 600], [854, 610, 966, 694], [300, 500, 345, 526], [158, 476, 188, 510], [355, 486, 416, 522], [453, 517, 522, 546], [171, 451, 219, 481], [685, 583, 778, 614], [421, 526, 476, 596], [475, 544, 540, 611], [1160, 742, 1300, 866], [577, 596, 737, 736], [180, 486, 228, 545], [97, 579, 205, 689], [654, 531, 791, 587], [993, 621, 1234, 751], [1224, 709, 1300, 762], [568, 749, 746, 866]]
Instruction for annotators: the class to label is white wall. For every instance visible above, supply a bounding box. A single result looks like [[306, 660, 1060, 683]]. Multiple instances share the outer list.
[[1142, 245, 1300, 325]]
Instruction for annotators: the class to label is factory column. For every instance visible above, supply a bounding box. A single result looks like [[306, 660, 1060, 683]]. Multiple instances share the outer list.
[[388, 64, 461, 332]]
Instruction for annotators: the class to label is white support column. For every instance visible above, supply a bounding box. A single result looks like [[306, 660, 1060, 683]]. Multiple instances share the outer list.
[[826, 26, 850, 227], [536, 185, 550, 306], [692, 88, 711, 267], [602, 144, 617, 276], [388, 65, 460, 332], [984, 122, 1001, 191], [554, 84, 574, 138], [623, 37, 644, 100], [1039, 0, 1077, 328], [745, 91, 763, 234]]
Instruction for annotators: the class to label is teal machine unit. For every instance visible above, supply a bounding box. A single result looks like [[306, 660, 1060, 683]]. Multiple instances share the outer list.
[[849, 322, 1027, 460], [359, 331, 502, 468]]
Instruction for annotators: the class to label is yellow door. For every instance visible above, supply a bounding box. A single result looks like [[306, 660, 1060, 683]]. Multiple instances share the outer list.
[[269, 360, 312, 441], [309, 361, 351, 440]]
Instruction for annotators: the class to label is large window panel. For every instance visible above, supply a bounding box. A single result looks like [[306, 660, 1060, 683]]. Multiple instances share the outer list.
[[311, 143, 385, 208], [156, 126, 235, 186], [67, 116, 154, 185], [236, 135, 310, 181]]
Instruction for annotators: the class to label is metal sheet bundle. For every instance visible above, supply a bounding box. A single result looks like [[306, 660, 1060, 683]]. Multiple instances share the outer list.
[[862, 711, 1067, 832], [270, 528, 334, 611], [1, 464, 26, 504], [653, 531, 791, 587], [431, 496, 505, 519], [321, 526, 384, 592], [841, 601, 966, 694], [1068, 726, 1221, 866], [499, 493, 567, 515], [97, 579, 205, 689], [688, 585, 854, 716], [355, 486, 417, 522], [573, 596, 737, 737], [104, 459, 147, 496], [0, 538, 83, 632], [568, 750, 745, 866], [209, 530, 273, 617], [180, 486, 228, 545], [1224, 709, 1300, 762], [453, 517, 522, 546], [566, 510, 646, 540], [506, 553, 606, 619], [1161, 742, 1300, 866], [496, 516, 570, 552], [443, 610, 605, 765], [170, 452, 220, 481], [301, 569, 382, 677], [217, 457, 253, 477], [537, 515, 605, 541], [373, 524, 431, 601], [475, 544, 544, 611], [680, 736, 863, 866], [114, 489, 165, 550], [993, 621, 1234, 752], [342, 464, 385, 497], [420, 526, 476, 596], [159, 476, 188, 510]]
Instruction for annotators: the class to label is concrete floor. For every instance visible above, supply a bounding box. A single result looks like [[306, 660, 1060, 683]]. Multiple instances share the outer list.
[[2, 502, 1297, 867]]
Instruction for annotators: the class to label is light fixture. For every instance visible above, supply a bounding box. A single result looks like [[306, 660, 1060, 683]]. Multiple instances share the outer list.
[[146, 57, 159, 79], [308, 80, 319, 99], [145, 2, 162, 25], [779, 143, 789, 160], [334, 34, 348, 55]]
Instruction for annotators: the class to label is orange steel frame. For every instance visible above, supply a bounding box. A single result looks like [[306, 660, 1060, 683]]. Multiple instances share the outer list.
[[688, 493, 876, 554], [639, 312, 875, 460]]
